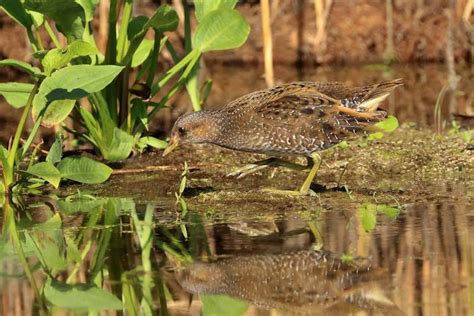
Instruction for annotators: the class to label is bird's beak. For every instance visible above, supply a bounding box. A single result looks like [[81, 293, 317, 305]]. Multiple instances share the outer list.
[[163, 138, 178, 157]]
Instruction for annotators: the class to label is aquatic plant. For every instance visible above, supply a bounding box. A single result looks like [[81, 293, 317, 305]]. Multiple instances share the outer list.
[[0, 1, 250, 195]]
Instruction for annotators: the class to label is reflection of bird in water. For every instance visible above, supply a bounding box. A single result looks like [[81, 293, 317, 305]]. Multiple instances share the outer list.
[[164, 79, 403, 194], [176, 250, 402, 315]]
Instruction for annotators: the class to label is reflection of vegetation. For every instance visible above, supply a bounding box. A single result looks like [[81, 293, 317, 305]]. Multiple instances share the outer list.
[[359, 203, 401, 233]]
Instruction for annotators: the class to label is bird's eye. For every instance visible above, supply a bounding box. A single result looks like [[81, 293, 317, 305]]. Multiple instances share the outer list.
[[178, 127, 186, 135]]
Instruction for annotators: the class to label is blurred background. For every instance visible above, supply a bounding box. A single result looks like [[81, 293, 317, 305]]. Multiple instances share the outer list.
[[0, 0, 472, 144]]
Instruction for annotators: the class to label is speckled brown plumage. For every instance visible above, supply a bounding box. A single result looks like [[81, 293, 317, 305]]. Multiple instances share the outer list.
[[164, 79, 403, 157], [176, 250, 399, 314]]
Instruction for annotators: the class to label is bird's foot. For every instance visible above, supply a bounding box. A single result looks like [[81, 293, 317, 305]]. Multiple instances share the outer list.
[[261, 187, 318, 197], [227, 158, 279, 179]]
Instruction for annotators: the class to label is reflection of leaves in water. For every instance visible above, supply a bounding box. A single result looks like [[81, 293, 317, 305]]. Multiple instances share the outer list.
[[359, 203, 401, 233], [44, 278, 122, 310], [201, 294, 249, 316]]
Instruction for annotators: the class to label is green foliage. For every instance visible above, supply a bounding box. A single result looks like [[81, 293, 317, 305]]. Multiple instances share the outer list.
[[193, 9, 250, 52], [57, 156, 113, 184], [0, 1, 250, 195], [32, 65, 123, 122], [44, 278, 123, 310], [368, 115, 399, 140], [194, 0, 239, 22], [0, 82, 35, 108], [201, 295, 249, 316], [359, 203, 401, 233]]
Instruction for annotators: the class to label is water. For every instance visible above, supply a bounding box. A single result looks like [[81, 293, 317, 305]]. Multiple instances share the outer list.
[[0, 190, 472, 315]]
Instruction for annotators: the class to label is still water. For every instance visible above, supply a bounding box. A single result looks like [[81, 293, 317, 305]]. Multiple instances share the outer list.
[[0, 190, 472, 315]]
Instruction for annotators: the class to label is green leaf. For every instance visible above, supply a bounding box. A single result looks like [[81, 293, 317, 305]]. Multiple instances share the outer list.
[[76, 0, 99, 22], [0, 59, 42, 77], [98, 128, 135, 162], [26, 162, 61, 188], [360, 203, 377, 233], [374, 115, 399, 132], [127, 15, 149, 40], [0, 82, 34, 108], [42, 41, 98, 75], [0, 144, 9, 172], [144, 5, 178, 34], [44, 278, 122, 310], [57, 156, 112, 184], [0, 0, 33, 28], [138, 136, 168, 149], [32, 65, 123, 121], [131, 39, 154, 67], [201, 295, 248, 316], [24, 0, 86, 41], [194, 0, 238, 22], [46, 135, 63, 165], [193, 9, 250, 52], [41, 99, 76, 126]]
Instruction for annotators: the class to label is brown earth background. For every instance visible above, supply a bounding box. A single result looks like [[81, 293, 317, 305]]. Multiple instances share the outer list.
[[0, 0, 472, 144]]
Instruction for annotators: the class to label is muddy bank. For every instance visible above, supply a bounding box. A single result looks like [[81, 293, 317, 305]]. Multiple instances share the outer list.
[[62, 126, 473, 214]]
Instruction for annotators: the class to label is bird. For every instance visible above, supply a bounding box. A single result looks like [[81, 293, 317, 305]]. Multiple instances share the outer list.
[[163, 79, 403, 194]]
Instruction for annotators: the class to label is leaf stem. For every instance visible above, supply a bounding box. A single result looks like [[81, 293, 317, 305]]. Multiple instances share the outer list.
[[4, 82, 39, 188]]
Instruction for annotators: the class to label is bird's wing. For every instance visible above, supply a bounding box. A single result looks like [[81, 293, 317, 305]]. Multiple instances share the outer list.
[[232, 85, 387, 147]]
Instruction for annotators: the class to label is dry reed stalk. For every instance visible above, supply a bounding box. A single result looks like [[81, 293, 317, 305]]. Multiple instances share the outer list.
[[314, 0, 333, 50], [260, 0, 274, 87], [384, 0, 396, 62], [98, 0, 109, 53]]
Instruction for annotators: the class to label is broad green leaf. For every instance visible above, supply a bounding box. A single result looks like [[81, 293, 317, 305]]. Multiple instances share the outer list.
[[32, 65, 123, 120], [131, 39, 154, 67], [0, 82, 34, 108], [193, 9, 250, 52], [58, 156, 112, 184], [0, 59, 42, 77], [144, 5, 178, 34], [201, 295, 248, 316], [24, 0, 86, 41], [26, 162, 61, 188], [44, 278, 122, 310], [360, 203, 377, 233], [139, 136, 168, 149], [42, 41, 98, 75], [375, 115, 399, 132], [99, 128, 134, 162], [0, 0, 33, 28], [46, 135, 63, 165], [41, 99, 76, 126], [194, 0, 238, 22]]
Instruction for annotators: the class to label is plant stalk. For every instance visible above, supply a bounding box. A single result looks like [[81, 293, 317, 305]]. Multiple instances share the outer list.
[[4, 82, 39, 190]]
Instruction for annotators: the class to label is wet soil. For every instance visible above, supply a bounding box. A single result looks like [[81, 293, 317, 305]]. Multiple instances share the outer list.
[[62, 125, 473, 212]]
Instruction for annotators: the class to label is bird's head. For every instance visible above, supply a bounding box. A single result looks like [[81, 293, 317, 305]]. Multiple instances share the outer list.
[[163, 111, 220, 156]]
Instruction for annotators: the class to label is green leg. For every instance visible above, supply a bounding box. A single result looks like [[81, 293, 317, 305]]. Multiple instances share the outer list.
[[299, 153, 321, 194]]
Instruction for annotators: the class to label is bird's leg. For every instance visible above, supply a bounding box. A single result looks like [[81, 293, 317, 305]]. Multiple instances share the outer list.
[[227, 157, 308, 179], [299, 153, 322, 194]]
